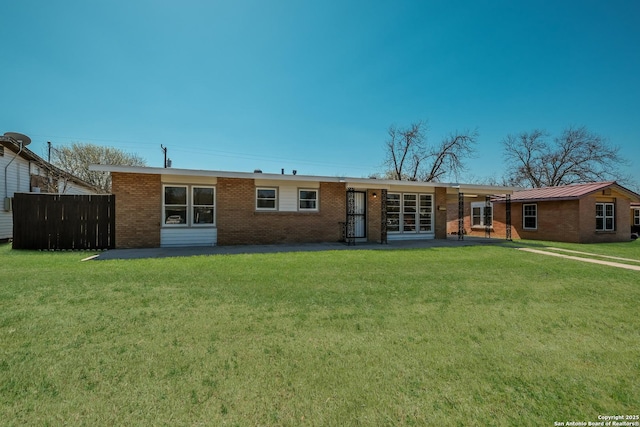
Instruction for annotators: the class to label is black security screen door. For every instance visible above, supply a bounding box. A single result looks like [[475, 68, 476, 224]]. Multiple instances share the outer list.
[[346, 189, 366, 244]]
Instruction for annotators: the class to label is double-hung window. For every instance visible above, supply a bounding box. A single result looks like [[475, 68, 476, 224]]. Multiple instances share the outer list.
[[164, 186, 188, 225], [256, 188, 277, 210], [634, 209, 640, 226], [192, 187, 215, 225], [471, 201, 492, 227], [164, 185, 215, 226], [299, 189, 318, 211], [523, 204, 537, 230], [595, 202, 615, 231]]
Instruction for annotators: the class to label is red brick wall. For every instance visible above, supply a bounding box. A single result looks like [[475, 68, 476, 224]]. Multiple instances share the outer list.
[[435, 187, 447, 239], [484, 200, 581, 242], [111, 172, 161, 248], [579, 195, 631, 243], [492, 197, 632, 243], [216, 178, 346, 245], [367, 189, 381, 243]]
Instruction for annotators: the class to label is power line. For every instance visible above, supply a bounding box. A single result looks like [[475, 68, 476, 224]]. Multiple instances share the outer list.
[[38, 135, 383, 173]]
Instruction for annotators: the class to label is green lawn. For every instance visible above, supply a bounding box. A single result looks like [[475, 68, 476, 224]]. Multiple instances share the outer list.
[[1, 241, 639, 426]]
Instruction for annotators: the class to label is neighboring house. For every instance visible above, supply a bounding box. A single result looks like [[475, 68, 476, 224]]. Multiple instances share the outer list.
[[0, 139, 99, 241], [90, 164, 516, 248], [491, 182, 640, 243]]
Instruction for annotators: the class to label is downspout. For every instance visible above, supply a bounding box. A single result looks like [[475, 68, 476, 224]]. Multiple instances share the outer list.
[[4, 141, 24, 211]]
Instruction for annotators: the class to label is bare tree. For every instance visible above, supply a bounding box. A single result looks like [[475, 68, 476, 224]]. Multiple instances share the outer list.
[[384, 121, 477, 182], [51, 142, 146, 193], [421, 131, 478, 182], [502, 126, 628, 187], [384, 122, 427, 180]]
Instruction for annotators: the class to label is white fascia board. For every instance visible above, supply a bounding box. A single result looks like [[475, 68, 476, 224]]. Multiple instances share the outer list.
[[89, 165, 517, 193], [346, 178, 517, 194], [89, 164, 343, 183]]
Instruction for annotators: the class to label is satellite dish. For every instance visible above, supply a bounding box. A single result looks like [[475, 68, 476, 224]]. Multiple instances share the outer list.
[[3, 132, 31, 146]]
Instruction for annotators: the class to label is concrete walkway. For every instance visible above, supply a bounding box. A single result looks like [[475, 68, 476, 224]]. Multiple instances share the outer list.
[[516, 247, 640, 271], [92, 237, 506, 260]]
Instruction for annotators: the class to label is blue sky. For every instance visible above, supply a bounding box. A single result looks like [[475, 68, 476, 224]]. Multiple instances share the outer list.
[[2, 0, 639, 188]]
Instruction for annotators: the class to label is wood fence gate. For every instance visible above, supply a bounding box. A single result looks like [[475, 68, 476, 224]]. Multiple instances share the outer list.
[[12, 193, 115, 250]]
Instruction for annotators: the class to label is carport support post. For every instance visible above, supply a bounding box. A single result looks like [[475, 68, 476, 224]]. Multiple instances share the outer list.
[[506, 194, 512, 241], [435, 187, 448, 239], [458, 192, 464, 240], [485, 195, 492, 238], [345, 187, 356, 246], [380, 189, 387, 244]]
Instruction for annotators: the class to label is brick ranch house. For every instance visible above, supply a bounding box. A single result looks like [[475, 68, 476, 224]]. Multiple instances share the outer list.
[[488, 181, 640, 243], [90, 165, 517, 248]]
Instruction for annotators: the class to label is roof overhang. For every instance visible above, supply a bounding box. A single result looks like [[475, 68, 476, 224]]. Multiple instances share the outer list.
[[89, 164, 518, 194]]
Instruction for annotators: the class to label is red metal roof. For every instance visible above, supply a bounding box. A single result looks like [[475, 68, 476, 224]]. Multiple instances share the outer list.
[[493, 181, 640, 203], [508, 182, 616, 202]]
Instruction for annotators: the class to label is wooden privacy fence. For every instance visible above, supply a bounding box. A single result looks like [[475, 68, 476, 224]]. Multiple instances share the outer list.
[[12, 193, 115, 250]]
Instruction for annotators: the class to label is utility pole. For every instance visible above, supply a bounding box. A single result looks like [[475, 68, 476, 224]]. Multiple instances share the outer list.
[[161, 144, 168, 168], [48, 141, 52, 163]]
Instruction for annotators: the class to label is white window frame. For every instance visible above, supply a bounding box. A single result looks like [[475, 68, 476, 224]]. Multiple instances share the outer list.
[[163, 185, 188, 227], [418, 194, 433, 232], [595, 202, 615, 231], [298, 189, 318, 211], [523, 203, 537, 230], [386, 192, 433, 234], [634, 209, 640, 226], [163, 184, 216, 227], [192, 186, 216, 226], [386, 193, 401, 233], [471, 201, 493, 228], [256, 187, 278, 211]]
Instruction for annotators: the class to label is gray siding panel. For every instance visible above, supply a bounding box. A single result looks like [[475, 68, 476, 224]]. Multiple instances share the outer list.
[[161, 228, 217, 247]]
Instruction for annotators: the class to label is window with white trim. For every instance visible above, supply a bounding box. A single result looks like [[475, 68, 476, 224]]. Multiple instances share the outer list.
[[164, 185, 215, 226], [595, 202, 615, 231], [418, 194, 433, 232], [523, 204, 537, 230], [471, 201, 492, 227], [164, 185, 187, 225], [386, 192, 433, 233], [387, 193, 401, 232], [299, 189, 318, 211], [256, 188, 277, 210], [403, 194, 417, 232], [634, 209, 640, 226], [192, 187, 215, 225]]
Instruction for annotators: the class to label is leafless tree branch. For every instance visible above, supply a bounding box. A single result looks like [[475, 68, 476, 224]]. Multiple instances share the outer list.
[[501, 126, 628, 187], [383, 121, 477, 182]]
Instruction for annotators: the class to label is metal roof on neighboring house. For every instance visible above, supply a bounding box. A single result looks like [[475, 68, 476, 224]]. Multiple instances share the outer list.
[[494, 181, 640, 203]]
